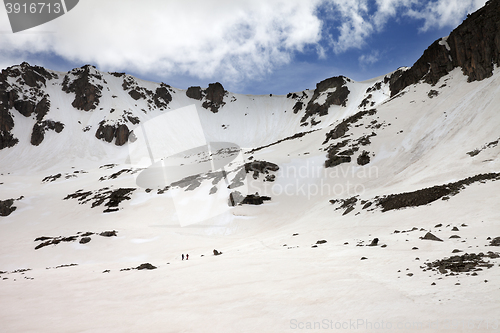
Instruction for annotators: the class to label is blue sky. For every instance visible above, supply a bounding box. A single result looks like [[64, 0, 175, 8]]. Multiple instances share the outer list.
[[0, 0, 486, 95]]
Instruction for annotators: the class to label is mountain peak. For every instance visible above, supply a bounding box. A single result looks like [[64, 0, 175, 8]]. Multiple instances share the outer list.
[[390, 0, 500, 96]]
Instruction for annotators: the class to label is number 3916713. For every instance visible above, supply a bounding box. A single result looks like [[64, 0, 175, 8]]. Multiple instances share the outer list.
[[5, 2, 61, 14]]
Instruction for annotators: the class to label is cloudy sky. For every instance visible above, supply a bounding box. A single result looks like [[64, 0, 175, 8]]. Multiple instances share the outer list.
[[0, 0, 487, 95]]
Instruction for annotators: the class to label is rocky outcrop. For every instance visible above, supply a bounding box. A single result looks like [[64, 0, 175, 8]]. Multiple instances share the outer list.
[[30, 120, 64, 146], [62, 65, 103, 111], [202, 82, 226, 113], [323, 109, 377, 168], [64, 188, 136, 213], [241, 193, 271, 205], [301, 76, 350, 123], [95, 122, 130, 146], [186, 86, 203, 100], [95, 123, 115, 143], [114, 124, 130, 146], [0, 86, 17, 149], [186, 83, 227, 113], [376, 172, 500, 212], [244, 160, 279, 179], [0, 199, 16, 217], [154, 83, 172, 108], [357, 151, 370, 166], [0, 63, 58, 150], [421, 232, 443, 242], [390, 0, 500, 96]]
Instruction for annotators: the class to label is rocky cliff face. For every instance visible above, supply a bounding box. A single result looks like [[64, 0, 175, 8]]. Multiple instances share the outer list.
[[301, 76, 350, 124], [390, 0, 500, 96], [62, 65, 104, 111], [186, 82, 227, 113], [0, 62, 57, 149]]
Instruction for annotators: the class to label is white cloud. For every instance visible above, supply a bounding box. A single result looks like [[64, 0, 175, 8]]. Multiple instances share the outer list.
[[322, 0, 486, 53], [0, 0, 323, 83], [0, 0, 488, 84], [405, 0, 487, 32]]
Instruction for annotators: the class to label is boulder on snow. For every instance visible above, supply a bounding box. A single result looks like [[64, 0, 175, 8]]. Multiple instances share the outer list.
[[79, 237, 91, 244], [100, 230, 117, 237], [136, 263, 157, 270], [421, 232, 443, 242], [0, 199, 16, 217]]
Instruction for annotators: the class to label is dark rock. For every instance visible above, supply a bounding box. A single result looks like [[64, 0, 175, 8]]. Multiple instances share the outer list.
[[79, 237, 91, 244], [30, 120, 64, 146], [154, 84, 172, 108], [213, 249, 222, 256], [357, 151, 370, 166], [228, 191, 244, 206], [316, 240, 327, 244], [332, 197, 358, 215], [136, 263, 157, 270], [95, 122, 116, 143], [488, 237, 500, 246], [34, 96, 50, 121], [186, 86, 203, 100], [0, 130, 18, 150], [376, 173, 500, 212], [452, 226, 459, 231], [435, 223, 443, 228], [42, 174, 61, 182], [360, 257, 368, 260], [62, 65, 103, 111], [449, 235, 461, 239], [424, 252, 499, 274], [241, 193, 271, 205], [244, 160, 279, 176], [342, 206, 355, 215], [114, 124, 130, 146], [367, 238, 378, 246], [421, 232, 443, 242], [34, 236, 52, 242], [292, 101, 303, 114], [99, 230, 117, 237], [452, 249, 462, 253], [412, 247, 419, 250], [202, 82, 226, 113], [323, 110, 376, 168], [390, 0, 500, 96], [0, 199, 16, 216], [128, 89, 142, 100], [362, 202, 372, 209], [301, 76, 350, 123], [326, 155, 351, 168], [13, 99, 35, 117]]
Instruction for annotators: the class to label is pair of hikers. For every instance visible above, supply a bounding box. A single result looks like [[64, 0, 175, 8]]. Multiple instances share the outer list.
[[181, 254, 189, 260]]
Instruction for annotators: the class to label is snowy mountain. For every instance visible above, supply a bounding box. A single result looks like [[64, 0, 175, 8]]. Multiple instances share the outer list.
[[1, 1, 499, 332]]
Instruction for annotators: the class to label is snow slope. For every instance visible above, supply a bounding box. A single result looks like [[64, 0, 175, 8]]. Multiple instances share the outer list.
[[0, 60, 499, 333]]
